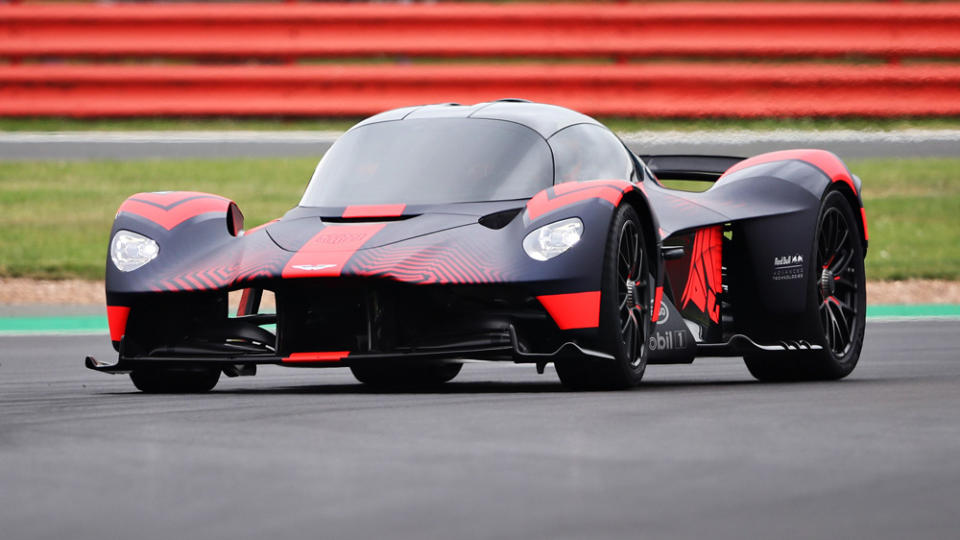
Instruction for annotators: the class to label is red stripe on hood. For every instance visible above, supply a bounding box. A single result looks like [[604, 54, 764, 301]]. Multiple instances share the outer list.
[[342, 204, 406, 218], [281, 223, 386, 278]]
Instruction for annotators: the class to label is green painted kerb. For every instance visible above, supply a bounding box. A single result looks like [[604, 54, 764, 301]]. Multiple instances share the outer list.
[[0, 305, 957, 335], [0, 315, 107, 334], [866, 304, 960, 319]]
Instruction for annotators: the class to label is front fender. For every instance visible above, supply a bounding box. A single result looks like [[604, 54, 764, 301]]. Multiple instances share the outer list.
[[104, 191, 244, 348], [106, 191, 243, 297], [523, 179, 665, 323]]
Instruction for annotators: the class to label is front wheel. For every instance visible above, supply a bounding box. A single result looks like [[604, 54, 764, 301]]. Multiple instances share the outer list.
[[129, 367, 221, 393], [744, 190, 866, 381], [350, 362, 462, 389], [556, 205, 652, 390]]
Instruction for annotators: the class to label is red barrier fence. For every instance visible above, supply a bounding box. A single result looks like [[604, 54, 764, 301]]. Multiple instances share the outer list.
[[3, 64, 960, 118], [4, 2, 960, 61], [2, 2, 960, 118]]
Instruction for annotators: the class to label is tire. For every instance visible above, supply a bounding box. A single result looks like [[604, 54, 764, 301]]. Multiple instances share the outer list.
[[129, 367, 221, 393], [744, 190, 866, 382], [556, 205, 653, 390], [350, 362, 462, 389]]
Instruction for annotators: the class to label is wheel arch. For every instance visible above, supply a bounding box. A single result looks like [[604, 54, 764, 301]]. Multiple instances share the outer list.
[[823, 181, 868, 256], [622, 188, 665, 319], [718, 149, 868, 256]]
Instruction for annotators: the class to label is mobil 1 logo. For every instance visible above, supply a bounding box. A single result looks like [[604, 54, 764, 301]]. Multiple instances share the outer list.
[[649, 302, 686, 351], [649, 329, 687, 351]]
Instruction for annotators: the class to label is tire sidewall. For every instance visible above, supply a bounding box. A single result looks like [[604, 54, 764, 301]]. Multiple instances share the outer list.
[[809, 190, 867, 373], [596, 205, 651, 385]]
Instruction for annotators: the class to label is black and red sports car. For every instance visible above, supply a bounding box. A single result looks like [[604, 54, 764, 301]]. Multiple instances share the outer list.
[[87, 100, 868, 392]]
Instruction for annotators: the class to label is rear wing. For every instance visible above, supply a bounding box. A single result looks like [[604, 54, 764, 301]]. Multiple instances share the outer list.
[[637, 154, 745, 182]]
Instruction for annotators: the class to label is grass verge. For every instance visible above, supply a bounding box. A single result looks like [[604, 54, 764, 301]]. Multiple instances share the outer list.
[[0, 156, 957, 280], [0, 158, 316, 279]]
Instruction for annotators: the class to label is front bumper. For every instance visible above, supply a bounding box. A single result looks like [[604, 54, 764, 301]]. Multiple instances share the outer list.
[[85, 325, 613, 374]]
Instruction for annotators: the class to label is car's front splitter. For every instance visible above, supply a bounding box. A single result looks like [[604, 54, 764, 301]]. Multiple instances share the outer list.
[[84, 326, 614, 375]]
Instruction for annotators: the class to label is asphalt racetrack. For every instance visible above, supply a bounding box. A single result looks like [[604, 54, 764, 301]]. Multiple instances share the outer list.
[[1, 319, 959, 540]]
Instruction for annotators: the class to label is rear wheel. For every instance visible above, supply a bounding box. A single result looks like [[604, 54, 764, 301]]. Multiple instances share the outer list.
[[129, 367, 221, 393], [556, 205, 652, 390], [744, 190, 866, 381], [350, 362, 462, 389]]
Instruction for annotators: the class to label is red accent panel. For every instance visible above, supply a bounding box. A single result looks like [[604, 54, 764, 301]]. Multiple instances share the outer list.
[[526, 179, 634, 221], [107, 305, 130, 342], [283, 351, 350, 363], [679, 226, 723, 324], [236, 288, 254, 316], [342, 204, 406, 218], [118, 192, 231, 230], [721, 149, 857, 194], [652, 286, 663, 322], [537, 291, 601, 330], [281, 223, 386, 278], [861, 207, 869, 241]]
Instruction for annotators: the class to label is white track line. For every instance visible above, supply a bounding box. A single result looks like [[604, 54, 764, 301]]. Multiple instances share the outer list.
[[0, 131, 342, 143], [618, 129, 960, 146], [3, 129, 960, 145]]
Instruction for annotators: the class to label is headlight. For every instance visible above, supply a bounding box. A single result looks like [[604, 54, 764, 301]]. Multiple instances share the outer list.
[[111, 230, 159, 272], [523, 217, 583, 261]]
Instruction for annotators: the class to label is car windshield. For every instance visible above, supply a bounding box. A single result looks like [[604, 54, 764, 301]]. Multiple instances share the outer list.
[[300, 118, 554, 206]]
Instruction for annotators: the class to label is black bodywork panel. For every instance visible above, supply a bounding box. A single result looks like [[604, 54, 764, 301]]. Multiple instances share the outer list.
[[91, 102, 869, 374]]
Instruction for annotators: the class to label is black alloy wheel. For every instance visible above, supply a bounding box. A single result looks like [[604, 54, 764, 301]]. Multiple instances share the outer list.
[[744, 190, 866, 382], [616, 218, 649, 370], [556, 205, 652, 390], [817, 205, 861, 358]]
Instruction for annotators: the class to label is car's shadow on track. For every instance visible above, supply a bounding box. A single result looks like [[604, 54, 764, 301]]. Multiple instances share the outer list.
[[99, 376, 869, 396], [99, 371, 880, 396], [190, 377, 787, 396], [211, 380, 569, 395]]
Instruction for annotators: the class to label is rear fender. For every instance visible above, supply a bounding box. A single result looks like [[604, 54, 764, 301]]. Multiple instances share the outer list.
[[715, 150, 866, 343], [719, 149, 867, 251]]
